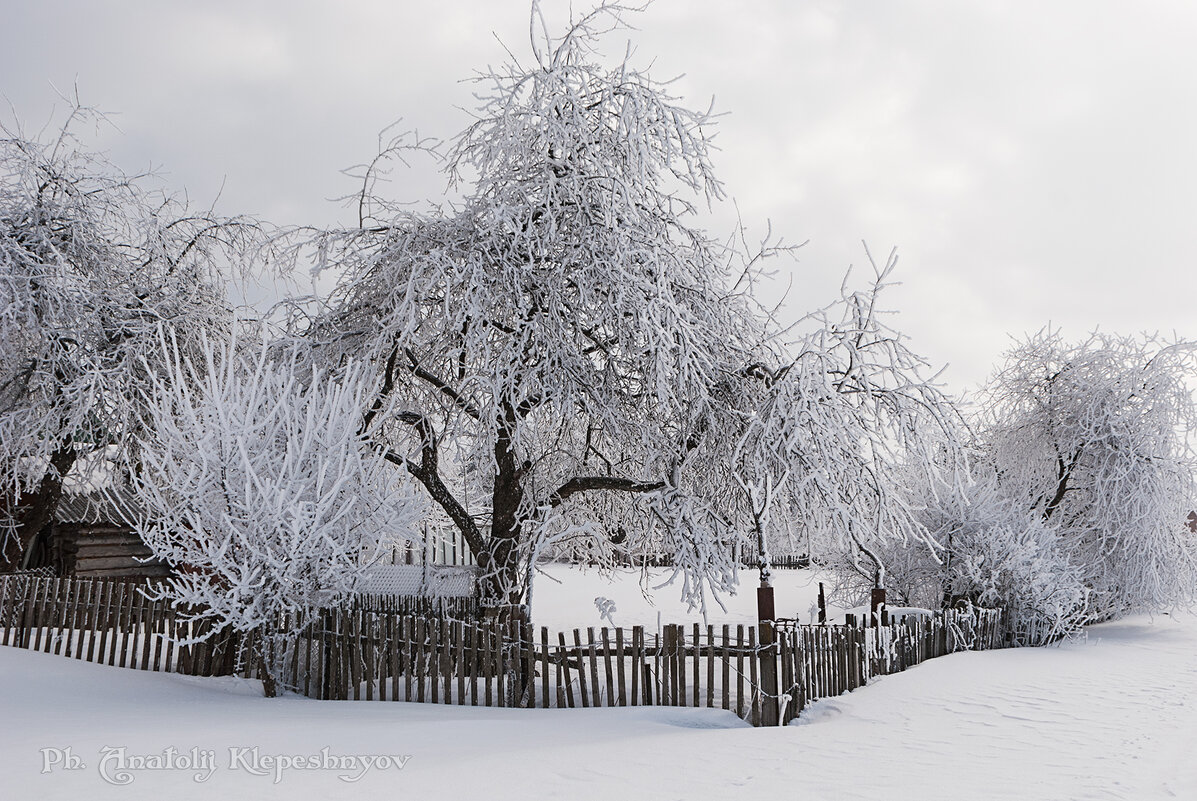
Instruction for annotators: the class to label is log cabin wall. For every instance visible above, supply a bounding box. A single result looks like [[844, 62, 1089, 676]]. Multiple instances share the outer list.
[[50, 523, 171, 579], [49, 493, 171, 580]]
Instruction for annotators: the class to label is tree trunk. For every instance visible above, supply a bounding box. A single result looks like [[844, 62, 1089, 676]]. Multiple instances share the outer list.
[[2, 446, 77, 571], [479, 400, 525, 610], [256, 637, 278, 698], [479, 533, 523, 611]]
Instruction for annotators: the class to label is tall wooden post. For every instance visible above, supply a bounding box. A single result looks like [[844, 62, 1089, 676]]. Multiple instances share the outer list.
[[757, 584, 778, 726], [870, 587, 886, 627]]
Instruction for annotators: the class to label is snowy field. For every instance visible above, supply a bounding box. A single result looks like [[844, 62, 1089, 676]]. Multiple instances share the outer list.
[[1, 568, 1194, 801], [528, 564, 840, 630]]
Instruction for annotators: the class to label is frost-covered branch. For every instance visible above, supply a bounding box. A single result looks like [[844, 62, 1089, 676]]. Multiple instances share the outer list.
[[0, 103, 252, 565], [128, 335, 425, 695]]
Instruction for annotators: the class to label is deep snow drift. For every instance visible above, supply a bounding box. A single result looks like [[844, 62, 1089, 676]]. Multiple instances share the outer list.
[[1, 571, 1194, 801]]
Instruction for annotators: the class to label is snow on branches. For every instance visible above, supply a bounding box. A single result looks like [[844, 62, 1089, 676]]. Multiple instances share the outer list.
[[128, 335, 425, 693], [980, 330, 1197, 620], [0, 104, 246, 564], [279, 4, 967, 614], [736, 252, 967, 589]]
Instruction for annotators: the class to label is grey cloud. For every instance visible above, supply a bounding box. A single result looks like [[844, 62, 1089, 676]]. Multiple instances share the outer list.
[[2, 0, 1195, 392]]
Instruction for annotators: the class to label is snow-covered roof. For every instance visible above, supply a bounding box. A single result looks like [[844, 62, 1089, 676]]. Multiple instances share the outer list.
[[53, 486, 143, 526]]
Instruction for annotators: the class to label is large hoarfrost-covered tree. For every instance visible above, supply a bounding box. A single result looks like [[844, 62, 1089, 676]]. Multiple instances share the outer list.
[[286, 4, 964, 612], [980, 330, 1197, 620], [287, 4, 763, 610], [129, 337, 425, 695], [0, 106, 242, 567]]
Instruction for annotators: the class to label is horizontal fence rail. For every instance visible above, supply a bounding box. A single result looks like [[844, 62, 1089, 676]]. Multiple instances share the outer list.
[[0, 574, 1005, 726]]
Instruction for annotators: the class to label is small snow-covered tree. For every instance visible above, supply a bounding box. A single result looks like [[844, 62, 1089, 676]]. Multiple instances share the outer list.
[[0, 105, 243, 567], [980, 330, 1197, 620], [129, 336, 424, 695], [843, 461, 1088, 644], [737, 256, 967, 589]]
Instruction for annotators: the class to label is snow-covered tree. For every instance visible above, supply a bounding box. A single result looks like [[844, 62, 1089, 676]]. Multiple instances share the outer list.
[[0, 105, 243, 567], [281, 4, 965, 614], [840, 460, 1088, 645], [979, 330, 1197, 620], [129, 336, 425, 695], [736, 256, 967, 590], [279, 4, 760, 611]]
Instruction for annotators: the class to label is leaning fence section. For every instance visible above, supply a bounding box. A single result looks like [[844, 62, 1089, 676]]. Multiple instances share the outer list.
[[0, 574, 1004, 726]]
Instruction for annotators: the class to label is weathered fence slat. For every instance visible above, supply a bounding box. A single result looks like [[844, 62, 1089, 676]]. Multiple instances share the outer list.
[[721, 624, 730, 712], [456, 620, 467, 707], [615, 627, 627, 707], [587, 627, 600, 708], [602, 627, 615, 708], [736, 624, 746, 718], [748, 627, 760, 725], [630, 626, 642, 706], [571, 629, 587, 708]]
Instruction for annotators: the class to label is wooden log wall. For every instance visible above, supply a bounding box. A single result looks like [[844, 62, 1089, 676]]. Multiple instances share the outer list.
[[50, 523, 172, 580]]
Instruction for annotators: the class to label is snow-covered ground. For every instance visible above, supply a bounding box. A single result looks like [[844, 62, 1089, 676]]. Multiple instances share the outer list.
[[2, 569, 1194, 800], [528, 563, 840, 630]]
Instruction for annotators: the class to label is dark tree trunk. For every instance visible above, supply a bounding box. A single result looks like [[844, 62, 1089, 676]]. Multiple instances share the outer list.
[[255, 638, 278, 698], [480, 400, 525, 611], [2, 446, 76, 571], [1043, 449, 1080, 521]]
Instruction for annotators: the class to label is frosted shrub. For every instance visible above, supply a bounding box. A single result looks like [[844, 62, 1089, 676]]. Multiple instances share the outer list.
[[129, 336, 425, 694], [836, 465, 1088, 645]]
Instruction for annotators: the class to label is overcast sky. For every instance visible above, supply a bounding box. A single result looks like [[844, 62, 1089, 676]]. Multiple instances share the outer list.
[[3, 1, 1195, 394]]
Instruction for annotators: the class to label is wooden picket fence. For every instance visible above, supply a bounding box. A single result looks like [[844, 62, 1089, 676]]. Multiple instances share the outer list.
[[269, 606, 1004, 725], [0, 573, 241, 676], [0, 574, 474, 679], [770, 608, 1005, 722], [0, 573, 1004, 726]]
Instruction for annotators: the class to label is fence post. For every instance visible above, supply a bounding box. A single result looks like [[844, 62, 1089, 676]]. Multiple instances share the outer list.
[[870, 587, 886, 627], [757, 585, 779, 726]]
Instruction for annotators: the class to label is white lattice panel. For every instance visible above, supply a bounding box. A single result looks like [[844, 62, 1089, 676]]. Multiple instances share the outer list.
[[360, 563, 477, 598]]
